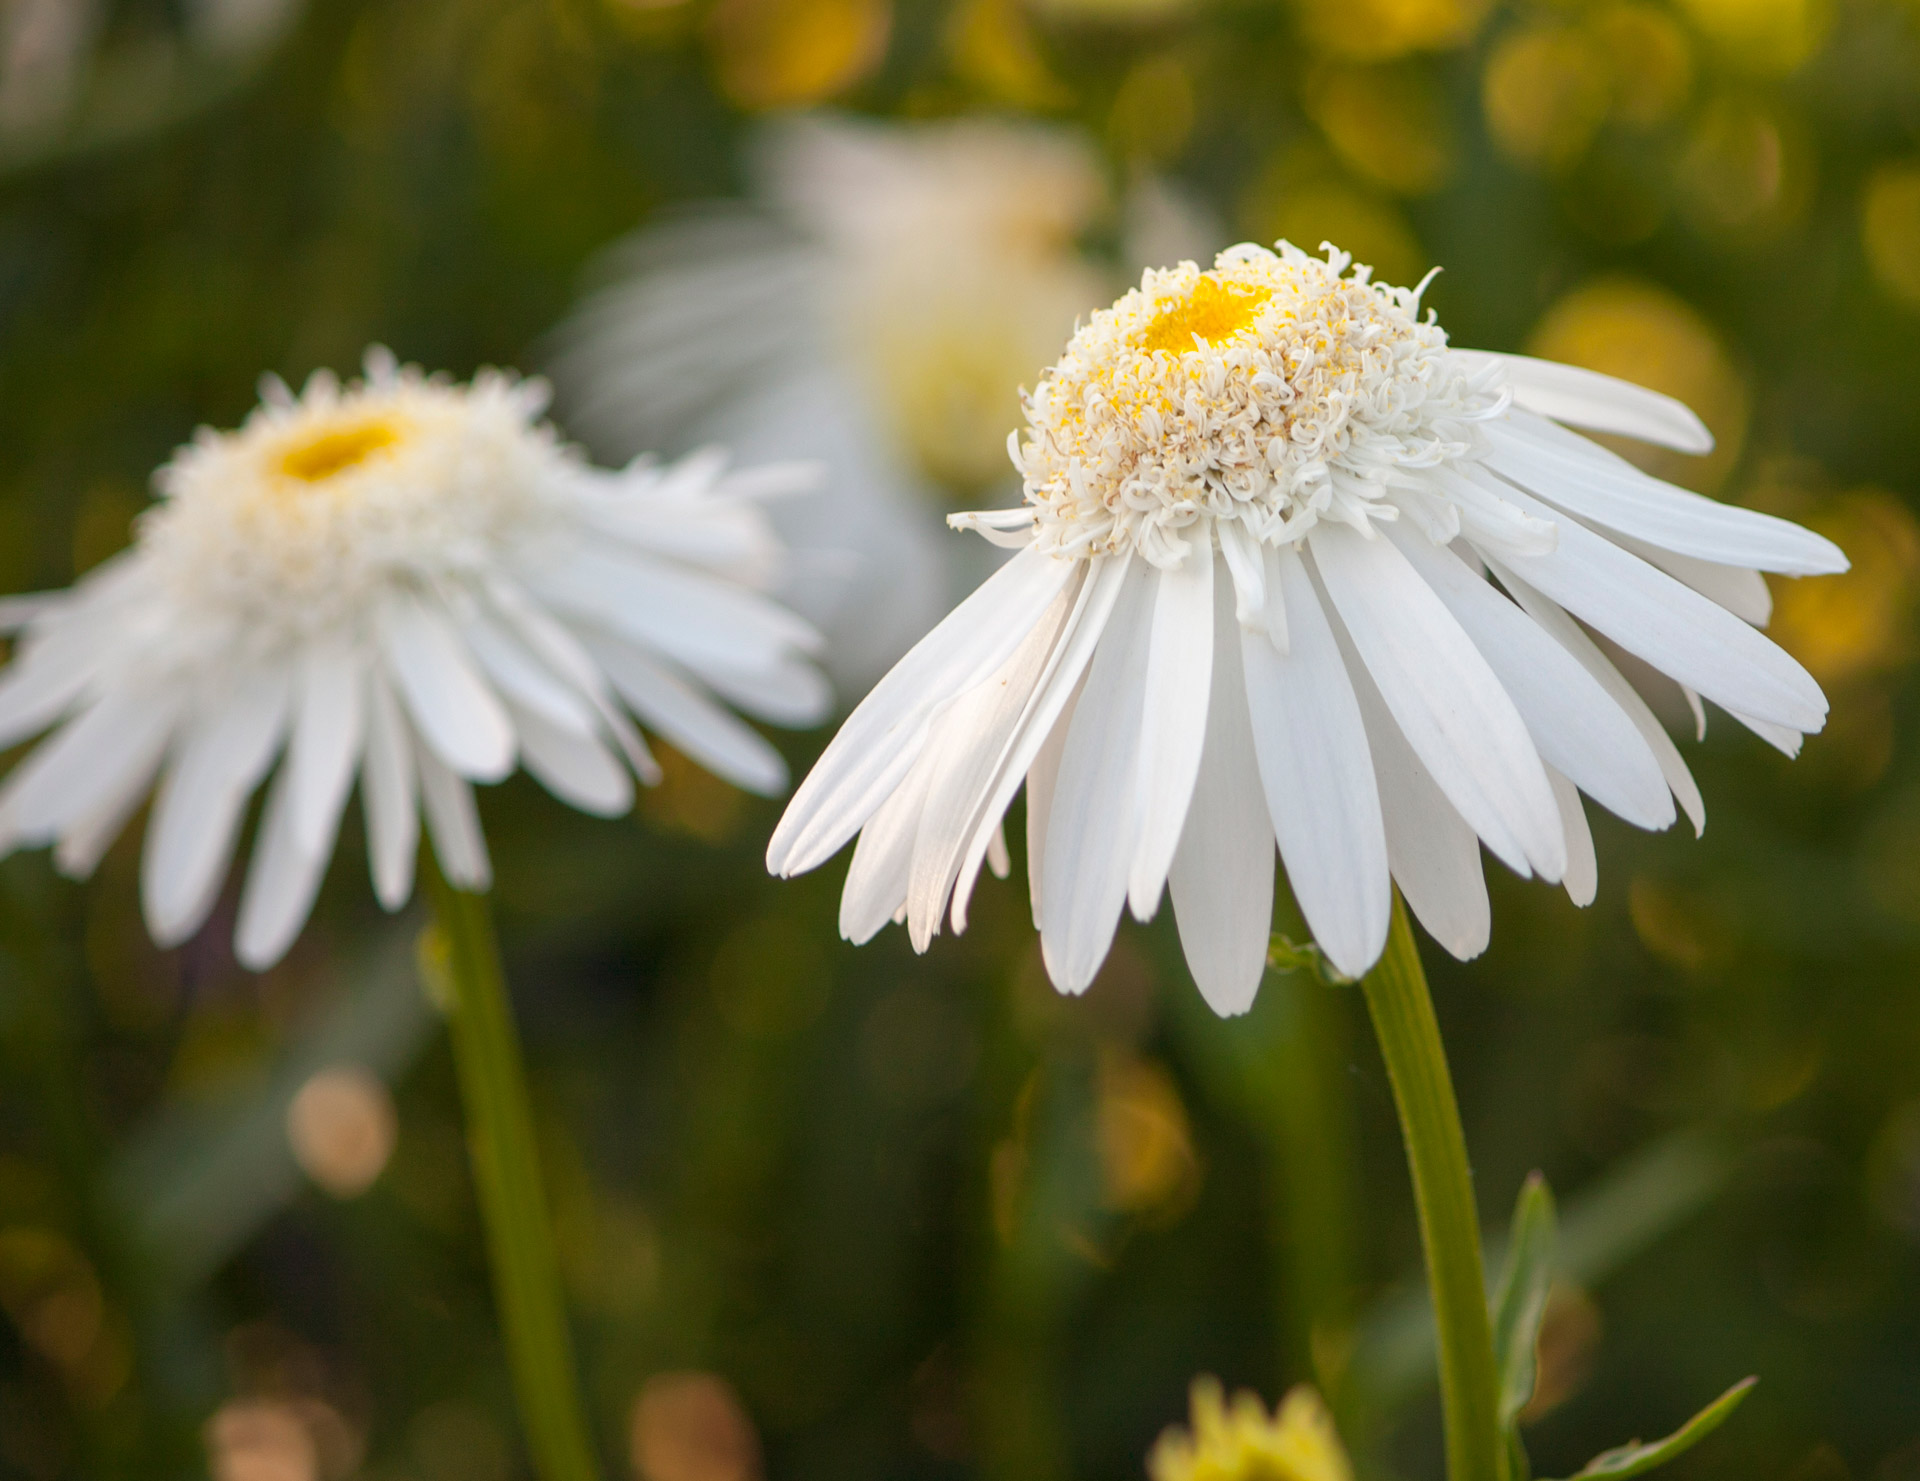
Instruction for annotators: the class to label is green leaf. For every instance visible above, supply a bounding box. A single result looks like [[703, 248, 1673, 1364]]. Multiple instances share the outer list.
[[1491, 1172, 1558, 1427], [1548, 1378, 1759, 1481]]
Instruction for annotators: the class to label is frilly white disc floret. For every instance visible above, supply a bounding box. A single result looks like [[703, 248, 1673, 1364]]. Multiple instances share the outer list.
[[1001, 243, 1510, 567]]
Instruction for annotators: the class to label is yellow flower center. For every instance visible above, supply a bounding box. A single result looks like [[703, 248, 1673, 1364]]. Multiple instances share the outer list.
[[277, 418, 403, 483], [1139, 275, 1274, 356]]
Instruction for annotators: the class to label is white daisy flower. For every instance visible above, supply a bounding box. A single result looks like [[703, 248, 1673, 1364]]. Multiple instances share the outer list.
[[0, 350, 828, 969], [767, 242, 1848, 1014], [548, 112, 1124, 689]]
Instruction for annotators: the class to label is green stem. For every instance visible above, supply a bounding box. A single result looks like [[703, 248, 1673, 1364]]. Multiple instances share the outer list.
[[1358, 895, 1500, 1481], [424, 859, 601, 1481]]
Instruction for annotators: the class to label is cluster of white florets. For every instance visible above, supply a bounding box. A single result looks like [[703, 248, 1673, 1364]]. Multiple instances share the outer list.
[[140, 350, 572, 648], [1008, 242, 1510, 566]]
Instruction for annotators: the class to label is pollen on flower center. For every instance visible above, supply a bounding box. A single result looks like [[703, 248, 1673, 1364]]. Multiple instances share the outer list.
[[1139, 275, 1273, 356], [1004, 242, 1503, 568], [277, 418, 403, 483]]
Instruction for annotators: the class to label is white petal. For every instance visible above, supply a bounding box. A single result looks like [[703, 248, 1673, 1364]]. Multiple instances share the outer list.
[[1216, 519, 1267, 627], [525, 544, 820, 675], [1127, 549, 1215, 919], [767, 545, 1077, 877], [1040, 557, 1155, 995], [362, 672, 419, 910], [839, 751, 936, 945], [1340, 635, 1490, 962], [1168, 577, 1276, 1016], [513, 705, 634, 816], [142, 671, 292, 947], [1485, 425, 1847, 576], [288, 642, 368, 858], [0, 688, 178, 847], [590, 638, 788, 796], [695, 655, 832, 728], [417, 741, 492, 891], [380, 597, 515, 782], [1608, 533, 1772, 626], [1024, 675, 1080, 929], [1384, 523, 1673, 831], [1240, 545, 1391, 979], [1478, 475, 1829, 734], [1308, 524, 1566, 882], [462, 612, 597, 737], [904, 583, 1077, 948], [986, 823, 1011, 879], [1548, 766, 1597, 908], [1727, 706, 1804, 758], [234, 761, 331, 971], [1455, 350, 1716, 453], [0, 649, 95, 751], [947, 555, 1131, 935], [1489, 564, 1706, 837]]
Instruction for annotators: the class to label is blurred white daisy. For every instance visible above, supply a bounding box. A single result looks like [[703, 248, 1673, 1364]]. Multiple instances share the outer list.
[[549, 112, 1126, 689], [768, 242, 1847, 1013], [0, 350, 827, 969]]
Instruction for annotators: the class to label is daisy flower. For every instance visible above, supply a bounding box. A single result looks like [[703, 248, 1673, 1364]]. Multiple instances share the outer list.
[[1148, 1377, 1351, 1481], [550, 113, 1198, 688], [767, 242, 1847, 1014], [0, 350, 827, 969]]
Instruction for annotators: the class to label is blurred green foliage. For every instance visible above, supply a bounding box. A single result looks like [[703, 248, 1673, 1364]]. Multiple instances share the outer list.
[[0, 0, 1917, 1478]]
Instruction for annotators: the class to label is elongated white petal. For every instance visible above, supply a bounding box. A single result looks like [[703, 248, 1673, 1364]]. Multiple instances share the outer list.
[[1024, 675, 1080, 929], [514, 705, 634, 816], [695, 655, 832, 728], [143, 671, 292, 946], [1485, 427, 1847, 576], [362, 672, 419, 910], [288, 642, 367, 858], [904, 583, 1077, 948], [1476, 475, 1828, 734], [380, 597, 515, 782], [1040, 557, 1155, 994], [0, 650, 96, 751], [526, 544, 820, 675], [1384, 523, 1673, 831], [769, 545, 1077, 877], [1548, 767, 1597, 907], [417, 741, 492, 891], [1127, 549, 1215, 918], [1728, 706, 1804, 758], [1454, 350, 1716, 453], [947, 556, 1130, 934], [839, 750, 937, 945], [1308, 524, 1565, 881], [1608, 532, 1772, 626], [592, 639, 788, 797], [1240, 545, 1390, 979], [1340, 632, 1490, 962], [0, 688, 178, 845], [1489, 564, 1705, 836], [1167, 572, 1276, 1015], [462, 613, 597, 737], [235, 760, 332, 971]]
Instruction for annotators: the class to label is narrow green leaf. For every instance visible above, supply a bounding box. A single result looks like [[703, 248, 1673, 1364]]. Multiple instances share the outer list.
[[1549, 1378, 1758, 1481], [1491, 1172, 1557, 1433]]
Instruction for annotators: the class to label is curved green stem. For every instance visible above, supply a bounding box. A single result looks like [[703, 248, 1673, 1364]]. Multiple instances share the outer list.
[[1358, 895, 1501, 1481], [424, 860, 601, 1481]]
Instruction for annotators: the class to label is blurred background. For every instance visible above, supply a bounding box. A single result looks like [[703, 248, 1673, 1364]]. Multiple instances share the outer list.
[[0, 0, 1917, 1476]]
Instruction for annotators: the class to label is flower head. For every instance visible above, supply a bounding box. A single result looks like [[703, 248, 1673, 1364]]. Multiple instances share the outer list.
[[1147, 1378, 1351, 1481], [0, 350, 828, 968], [769, 242, 1848, 1012]]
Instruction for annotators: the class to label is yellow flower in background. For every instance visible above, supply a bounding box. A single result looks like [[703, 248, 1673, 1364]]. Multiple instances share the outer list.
[[1303, 63, 1456, 196], [1293, 0, 1491, 60], [1769, 490, 1920, 689], [1526, 278, 1748, 493], [1672, 0, 1830, 73], [1482, 24, 1611, 173], [1149, 1378, 1352, 1481], [705, 0, 892, 110], [1863, 161, 1920, 307]]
